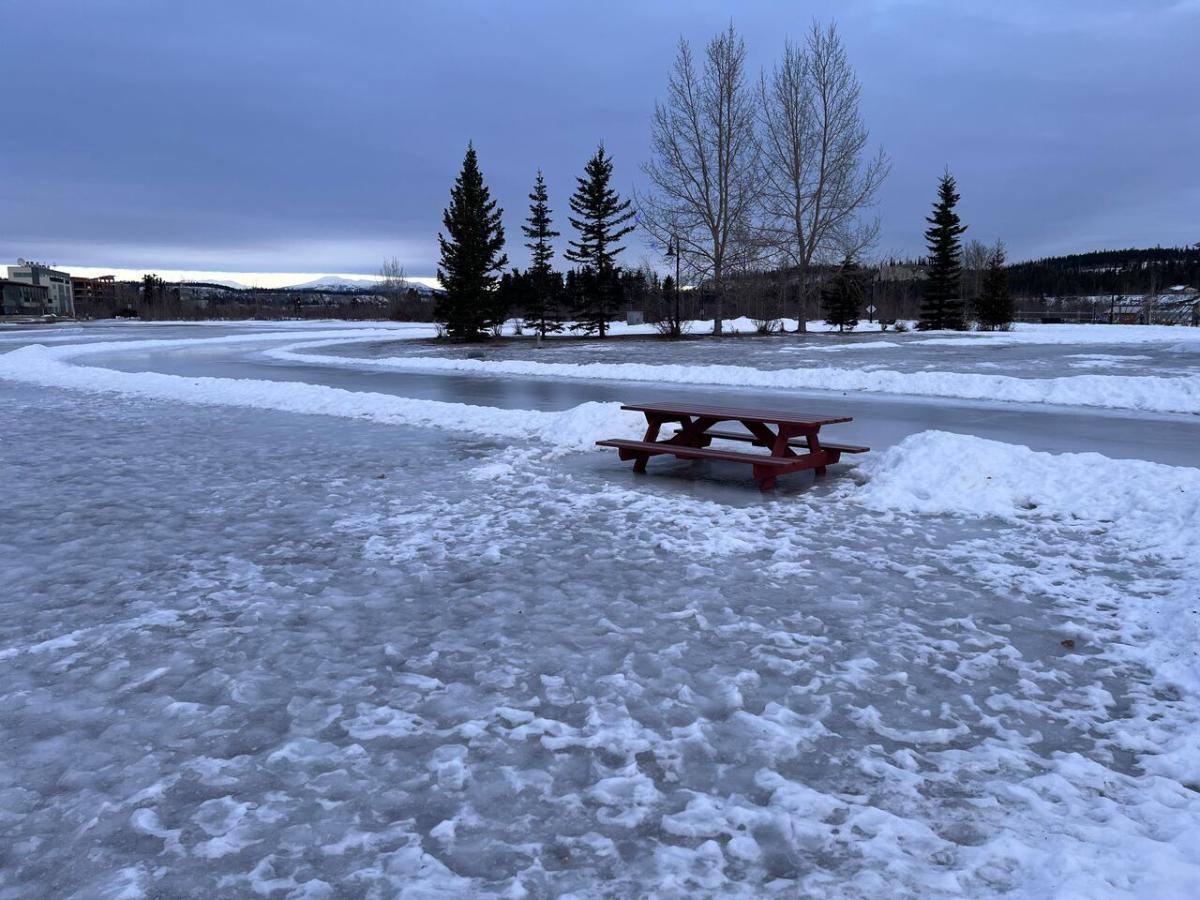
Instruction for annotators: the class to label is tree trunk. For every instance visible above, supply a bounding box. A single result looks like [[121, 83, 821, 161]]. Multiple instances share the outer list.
[[795, 267, 808, 333]]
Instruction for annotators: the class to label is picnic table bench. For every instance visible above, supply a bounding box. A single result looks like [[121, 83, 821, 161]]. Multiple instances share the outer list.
[[596, 401, 868, 491]]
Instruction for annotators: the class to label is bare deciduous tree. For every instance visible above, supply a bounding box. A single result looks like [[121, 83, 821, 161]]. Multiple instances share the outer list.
[[379, 257, 410, 320], [640, 24, 761, 335], [961, 238, 990, 318], [758, 21, 888, 332]]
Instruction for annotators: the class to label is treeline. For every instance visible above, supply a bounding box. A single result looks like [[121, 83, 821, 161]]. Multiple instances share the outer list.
[[435, 143, 643, 339], [76, 275, 435, 322], [1006, 246, 1200, 298], [430, 20, 1023, 337], [80, 20, 1192, 332], [432, 21, 896, 339]]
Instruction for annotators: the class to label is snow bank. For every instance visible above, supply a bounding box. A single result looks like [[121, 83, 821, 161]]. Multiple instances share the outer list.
[[610, 318, 1200, 346], [0, 342, 641, 452], [857, 430, 1200, 533], [857, 431, 1200, 764], [919, 321, 1200, 347], [269, 339, 1200, 415]]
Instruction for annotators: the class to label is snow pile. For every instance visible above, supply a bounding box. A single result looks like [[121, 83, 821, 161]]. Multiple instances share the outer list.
[[0, 342, 640, 452], [857, 430, 1200, 772], [857, 430, 1200, 533], [269, 338, 1200, 415]]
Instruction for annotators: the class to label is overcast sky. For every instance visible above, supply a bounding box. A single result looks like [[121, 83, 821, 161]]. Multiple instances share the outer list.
[[2, 0, 1197, 282]]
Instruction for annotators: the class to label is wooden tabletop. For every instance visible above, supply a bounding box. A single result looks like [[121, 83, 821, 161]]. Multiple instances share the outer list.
[[621, 401, 852, 427]]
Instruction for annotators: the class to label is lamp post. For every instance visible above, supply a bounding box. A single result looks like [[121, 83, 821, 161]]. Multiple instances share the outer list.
[[665, 237, 682, 337]]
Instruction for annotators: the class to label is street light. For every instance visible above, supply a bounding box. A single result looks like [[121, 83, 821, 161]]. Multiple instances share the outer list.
[[665, 237, 681, 337]]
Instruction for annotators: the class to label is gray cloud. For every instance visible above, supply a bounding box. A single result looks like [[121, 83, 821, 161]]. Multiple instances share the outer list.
[[1, 0, 1196, 275]]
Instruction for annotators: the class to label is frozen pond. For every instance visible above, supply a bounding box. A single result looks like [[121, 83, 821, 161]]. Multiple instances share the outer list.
[[322, 328, 1200, 380], [80, 326, 1200, 468], [2, 323, 1198, 897]]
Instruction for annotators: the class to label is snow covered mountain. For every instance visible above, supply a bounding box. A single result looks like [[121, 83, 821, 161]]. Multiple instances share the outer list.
[[282, 275, 441, 294], [283, 276, 383, 291]]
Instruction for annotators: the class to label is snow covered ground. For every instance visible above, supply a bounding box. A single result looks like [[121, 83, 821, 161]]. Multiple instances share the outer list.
[[2, 321, 1199, 898]]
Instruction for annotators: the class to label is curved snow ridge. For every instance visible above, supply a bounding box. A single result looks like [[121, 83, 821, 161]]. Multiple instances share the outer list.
[[40, 326, 432, 357], [0, 343, 641, 452], [267, 342, 1200, 415]]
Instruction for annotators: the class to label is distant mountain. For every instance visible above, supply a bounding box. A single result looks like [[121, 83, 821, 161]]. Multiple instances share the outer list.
[[183, 279, 248, 290], [402, 278, 441, 294], [280, 275, 441, 294], [284, 276, 382, 291]]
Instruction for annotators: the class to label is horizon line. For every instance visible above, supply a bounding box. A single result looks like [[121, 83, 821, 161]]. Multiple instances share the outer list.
[[6, 264, 444, 291]]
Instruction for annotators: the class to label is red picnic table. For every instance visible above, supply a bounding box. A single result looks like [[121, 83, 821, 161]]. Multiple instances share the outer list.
[[596, 400, 868, 491]]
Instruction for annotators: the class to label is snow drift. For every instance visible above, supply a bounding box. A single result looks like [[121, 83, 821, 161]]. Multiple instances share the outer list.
[[0, 342, 642, 452], [269, 338, 1200, 415]]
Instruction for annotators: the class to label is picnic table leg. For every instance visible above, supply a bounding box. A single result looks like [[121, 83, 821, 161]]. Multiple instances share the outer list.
[[749, 423, 780, 491], [634, 413, 666, 472], [743, 420, 787, 453], [745, 422, 832, 489], [777, 424, 831, 476], [807, 430, 827, 477], [673, 415, 718, 448], [743, 421, 795, 491]]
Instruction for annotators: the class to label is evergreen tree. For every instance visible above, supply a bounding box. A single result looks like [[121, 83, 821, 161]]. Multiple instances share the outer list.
[[141, 274, 164, 316], [565, 145, 636, 336], [918, 171, 968, 330], [822, 257, 864, 332], [563, 269, 581, 316], [142, 274, 163, 299], [976, 242, 1014, 330], [436, 143, 507, 339], [521, 170, 562, 336]]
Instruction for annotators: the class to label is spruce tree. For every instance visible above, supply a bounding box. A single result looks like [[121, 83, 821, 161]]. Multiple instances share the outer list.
[[822, 257, 864, 332], [976, 242, 1014, 331], [565, 145, 636, 337], [918, 171, 968, 330], [142, 274, 163, 303], [436, 143, 507, 339], [521, 170, 562, 337]]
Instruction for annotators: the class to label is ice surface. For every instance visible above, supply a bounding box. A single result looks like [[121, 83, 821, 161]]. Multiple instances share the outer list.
[[267, 326, 1200, 415], [2, 324, 1199, 897], [0, 339, 644, 453]]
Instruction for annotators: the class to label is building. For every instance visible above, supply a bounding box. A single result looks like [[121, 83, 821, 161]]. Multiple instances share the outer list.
[[1150, 286, 1200, 326], [1, 279, 51, 316], [6, 261, 75, 317], [1107, 287, 1199, 325], [71, 274, 116, 314]]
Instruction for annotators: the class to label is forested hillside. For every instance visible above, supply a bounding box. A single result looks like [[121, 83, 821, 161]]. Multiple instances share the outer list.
[[1006, 245, 1200, 297]]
